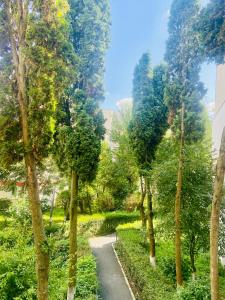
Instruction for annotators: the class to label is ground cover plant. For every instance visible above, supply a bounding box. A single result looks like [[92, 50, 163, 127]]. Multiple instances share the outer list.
[[0, 204, 141, 299]]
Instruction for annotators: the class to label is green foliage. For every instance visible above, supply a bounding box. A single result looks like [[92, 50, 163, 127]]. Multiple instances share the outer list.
[[177, 278, 210, 300], [9, 198, 32, 226], [45, 223, 62, 236], [97, 212, 139, 235], [165, 0, 205, 142], [111, 101, 139, 204], [158, 256, 191, 283], [94, 141, 136, 210], [48, 228, 98, 300], [76, 256, 98, 300], [56, 190, 70, 215], [54, 0, 110, 185], [0, 198, 11, 216], [0, 225, 36, 300], [69, 0, 110, 100], [0, 217, 99, 300], [129, 53, 168, 174], [55, 92, 104, 182], [0, 0, 74, 166], [116, 228, 175, 300], [152, 133, 212, 269], [77, 211, 139, 236], [197, 0, 225, 64]]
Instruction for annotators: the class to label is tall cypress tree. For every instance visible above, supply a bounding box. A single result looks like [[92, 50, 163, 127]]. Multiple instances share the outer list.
[[129, 53, 168, 267], [165, 0, 205, 287], [197, 2, 225, 299], [0, 1, 73, 299], [54, 1, 110, 299]]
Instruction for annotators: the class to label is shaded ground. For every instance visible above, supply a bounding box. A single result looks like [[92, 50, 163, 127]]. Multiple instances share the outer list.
[[89, 234, 134, 300]]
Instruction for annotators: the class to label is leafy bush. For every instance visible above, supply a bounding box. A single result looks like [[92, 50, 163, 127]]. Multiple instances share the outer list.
[[76, 256, 98, 299], [78, 219, 103, 237], [41, 198, 51, 212], [55, 190, 70, 214], [0, 219, 98, 300], [116, 228, 175, 300], [45, 223, 62, 236], [177, 278, 210, 300], [0, 244, 36, 300], [158, 256, 191, 283], [0, 198, 11, 216], [9, 198, 31, 226]]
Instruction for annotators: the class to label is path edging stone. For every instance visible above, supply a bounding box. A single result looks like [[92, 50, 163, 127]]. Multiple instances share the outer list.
[[112, 242, 136, 300]]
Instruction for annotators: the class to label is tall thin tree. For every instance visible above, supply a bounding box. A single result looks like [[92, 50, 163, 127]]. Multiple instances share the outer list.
[[0, 1, 72, 299], [165, 0, 205, 287], [197, 1, 225, 298], [129, 53, 168, 267], [54, 1, 110, 299]]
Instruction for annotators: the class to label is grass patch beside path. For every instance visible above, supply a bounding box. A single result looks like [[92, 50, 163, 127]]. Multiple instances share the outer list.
[[44, 209, 139, 236]]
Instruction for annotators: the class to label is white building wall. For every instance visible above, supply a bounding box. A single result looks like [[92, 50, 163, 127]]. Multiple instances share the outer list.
[[213, 64, 225, 155]]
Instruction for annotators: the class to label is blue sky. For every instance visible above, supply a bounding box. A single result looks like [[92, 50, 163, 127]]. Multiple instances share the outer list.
[[103, 0, 216, 110]]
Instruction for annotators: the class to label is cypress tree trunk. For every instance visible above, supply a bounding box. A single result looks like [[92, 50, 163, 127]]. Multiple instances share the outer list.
[[25, 153, 50, 300], [140, 176, 146, 227], [210, 128, 225, 300], [6, 2, 49, 299], [146, 178, 156, 267], [67, 170, 78, 300], [175, 101, 185, 287]]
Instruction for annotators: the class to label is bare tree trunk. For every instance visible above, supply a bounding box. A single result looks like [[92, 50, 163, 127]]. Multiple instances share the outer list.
[[6, 2, 49, 299], [175, 102, 185, 287], [210, 128, 225, 300], [67, 170, 78, 300], [146, 178, 156, 268], [139, 176, 146, 227]]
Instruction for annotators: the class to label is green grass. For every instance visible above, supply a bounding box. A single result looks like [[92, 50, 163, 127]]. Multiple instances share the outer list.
[[44, 209, 139, 236]]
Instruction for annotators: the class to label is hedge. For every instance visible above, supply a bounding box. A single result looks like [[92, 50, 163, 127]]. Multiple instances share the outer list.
[[115, 228, 176, 300]]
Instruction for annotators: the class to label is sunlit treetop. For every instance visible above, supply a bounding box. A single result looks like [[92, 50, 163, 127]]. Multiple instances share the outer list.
[[197, 0, 225, 64]]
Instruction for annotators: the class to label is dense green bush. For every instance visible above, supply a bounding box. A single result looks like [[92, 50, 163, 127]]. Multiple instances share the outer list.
[[0, 220, 98, 300], [9, 198, 31, 226], [0, 198, 11, 216], [76, 256, 98, 299], [116, 228, 175, 300], [158, 256, 191, 283], [45, 223, 63, 236], [177, 278, 210, 300], [0, 243, 36, 300]]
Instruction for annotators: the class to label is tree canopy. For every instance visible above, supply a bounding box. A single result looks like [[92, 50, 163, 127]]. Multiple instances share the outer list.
[[197, 0, 225, 64], [129, 53, 168, 174]]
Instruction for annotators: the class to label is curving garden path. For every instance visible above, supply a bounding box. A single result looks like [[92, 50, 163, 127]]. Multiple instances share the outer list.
[[89, 234, 135, 300]]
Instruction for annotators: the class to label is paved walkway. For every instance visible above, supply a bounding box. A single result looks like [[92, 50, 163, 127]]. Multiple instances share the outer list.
[[89, 234, 134, 300]]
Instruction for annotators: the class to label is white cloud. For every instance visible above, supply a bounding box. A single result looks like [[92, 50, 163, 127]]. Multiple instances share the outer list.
[[116, 97, 133, 108]]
